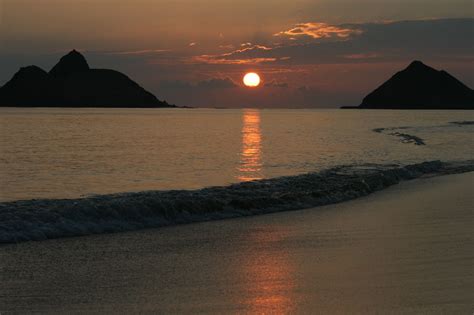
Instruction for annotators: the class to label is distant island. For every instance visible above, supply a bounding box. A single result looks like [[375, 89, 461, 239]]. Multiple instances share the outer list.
[[342, 61, 474, 109], [0, 50, 174, 108]]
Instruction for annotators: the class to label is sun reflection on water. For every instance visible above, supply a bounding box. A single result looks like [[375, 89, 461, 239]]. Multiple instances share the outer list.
[[238, 228, 297, 314], [238, 109, 263, 181]]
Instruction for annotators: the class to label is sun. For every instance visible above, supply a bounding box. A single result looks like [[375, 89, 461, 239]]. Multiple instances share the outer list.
[[243, 72, 261, 87]]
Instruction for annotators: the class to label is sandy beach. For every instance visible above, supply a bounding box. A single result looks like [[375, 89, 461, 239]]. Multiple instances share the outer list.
[[1, 172, 473, 314]]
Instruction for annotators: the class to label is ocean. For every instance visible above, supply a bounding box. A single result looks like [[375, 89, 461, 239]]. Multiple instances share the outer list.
[[0, 108, 473, 243], [1, 108, 472, 201]]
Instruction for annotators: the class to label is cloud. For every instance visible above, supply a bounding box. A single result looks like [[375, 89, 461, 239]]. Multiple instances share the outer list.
[[159, 80, 193, 89], [192, 56, 278, 65], [160, 77, 237, 89], [191, 44, 279, 64], [201, 18, 474, 65], [196, 77, 237, 88], [219, 44, 235, 49], [264, 80, 288, 88], [275, 22, 363, 40]]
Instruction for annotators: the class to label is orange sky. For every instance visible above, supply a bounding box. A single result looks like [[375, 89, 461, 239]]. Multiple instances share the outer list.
[[1, 0, 473, 107]]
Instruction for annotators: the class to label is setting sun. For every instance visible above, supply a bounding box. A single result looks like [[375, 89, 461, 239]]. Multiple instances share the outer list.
[[243, 72, 261, 87]]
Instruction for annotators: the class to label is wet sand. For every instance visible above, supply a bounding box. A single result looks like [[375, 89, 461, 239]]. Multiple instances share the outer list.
[[1, 172, 473, 314]]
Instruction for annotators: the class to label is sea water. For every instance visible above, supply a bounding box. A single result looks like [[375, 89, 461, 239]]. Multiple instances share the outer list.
[[1, 108, 473, 201], [1, 107, 473, 242]]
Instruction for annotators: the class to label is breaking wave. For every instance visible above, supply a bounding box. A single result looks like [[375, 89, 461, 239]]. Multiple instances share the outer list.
[[373, 127, 425, 145], [373, 120, 474, 145], [1, 160, 473, 244]]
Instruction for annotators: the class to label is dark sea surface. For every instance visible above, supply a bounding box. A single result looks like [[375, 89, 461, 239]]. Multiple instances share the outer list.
[[1, 108, 472, 201]]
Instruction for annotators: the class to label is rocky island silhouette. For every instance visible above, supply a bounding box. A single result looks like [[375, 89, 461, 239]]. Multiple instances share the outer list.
[[343, 61, 474, 109], [0, 50, 174, 108]]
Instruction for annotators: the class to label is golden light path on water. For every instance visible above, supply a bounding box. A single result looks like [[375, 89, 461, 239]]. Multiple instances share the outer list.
[[237, 227, 297, 313], [237, 111, 296, 311], [238, 109, 263, 181]]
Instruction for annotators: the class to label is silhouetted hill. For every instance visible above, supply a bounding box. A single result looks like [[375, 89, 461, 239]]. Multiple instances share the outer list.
[[0, 50, 174, 108], [0, 66, 58, 106], [49, 49, 90, 77], [60, 69, 165, 107], [347, 61, 474, 109]]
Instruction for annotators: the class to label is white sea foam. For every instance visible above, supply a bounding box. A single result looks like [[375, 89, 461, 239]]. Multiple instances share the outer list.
[[1, 160, 473, 244]]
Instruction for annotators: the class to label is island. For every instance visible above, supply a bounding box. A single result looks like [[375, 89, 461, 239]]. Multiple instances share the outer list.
[[0, 50, 175, 108], [342, 61, 474, 109]]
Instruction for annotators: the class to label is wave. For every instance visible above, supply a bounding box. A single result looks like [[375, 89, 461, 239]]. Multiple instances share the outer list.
[[450, 120, 474, 125], [372, 127, 425, 145], [1, 160, 473, 244], [390, 132, 425, 145], [373, 121, 474, 145]]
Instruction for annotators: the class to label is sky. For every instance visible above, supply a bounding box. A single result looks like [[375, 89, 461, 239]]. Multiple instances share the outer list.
[[1, 0, 473, 107]]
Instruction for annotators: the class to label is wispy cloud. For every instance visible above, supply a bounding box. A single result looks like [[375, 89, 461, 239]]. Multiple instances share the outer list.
[[233, 44, 273, 53], [219, 44, 235, 49], [275, 22, 362, 39], [104, 49, 170, 55], [191, 44, 277, 64], [191, 55, 278, 65]]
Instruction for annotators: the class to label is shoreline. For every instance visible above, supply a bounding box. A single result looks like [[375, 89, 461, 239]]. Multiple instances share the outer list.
[[1, 160, 473, 244], [1, 171, 473, 313]]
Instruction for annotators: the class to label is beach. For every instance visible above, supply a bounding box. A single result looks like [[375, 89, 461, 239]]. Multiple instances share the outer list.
[[2, 3, 474, 314], [1, 171, 473, 314]]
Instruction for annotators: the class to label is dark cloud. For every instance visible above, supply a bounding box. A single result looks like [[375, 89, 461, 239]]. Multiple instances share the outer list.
[[196, 77, 237, 89], [160, 77, 237, 90], [159, 80, 193, 89], [264, 80, 288, 88], [294, 85, 362, 107]]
